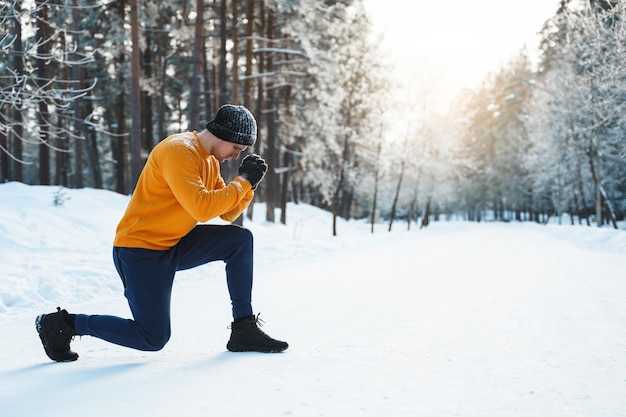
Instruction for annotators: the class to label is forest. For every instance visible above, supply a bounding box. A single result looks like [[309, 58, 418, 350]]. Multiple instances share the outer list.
[[1, 0, 625, 233]]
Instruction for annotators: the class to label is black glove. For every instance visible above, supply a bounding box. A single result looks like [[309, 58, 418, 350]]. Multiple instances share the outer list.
[[238, 154, 268, 189]]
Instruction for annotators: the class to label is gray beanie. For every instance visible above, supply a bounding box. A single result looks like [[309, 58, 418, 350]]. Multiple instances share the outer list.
[[206, 104, 257, 146]]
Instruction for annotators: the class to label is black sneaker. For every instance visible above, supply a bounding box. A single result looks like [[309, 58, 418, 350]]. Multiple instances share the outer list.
[[226, 314, 288, 353], [35, 307, 79, 362]]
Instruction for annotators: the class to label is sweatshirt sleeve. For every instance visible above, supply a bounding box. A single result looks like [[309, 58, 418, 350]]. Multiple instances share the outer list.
[[160, 143, 254, 223], [219, 180, 255, 222]]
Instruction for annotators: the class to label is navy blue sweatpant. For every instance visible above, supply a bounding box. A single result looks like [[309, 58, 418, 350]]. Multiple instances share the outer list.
[[74, 224, 254, 351]]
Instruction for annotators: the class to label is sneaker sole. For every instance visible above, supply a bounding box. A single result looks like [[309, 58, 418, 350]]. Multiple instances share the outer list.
[[227, 343, 288, 353]]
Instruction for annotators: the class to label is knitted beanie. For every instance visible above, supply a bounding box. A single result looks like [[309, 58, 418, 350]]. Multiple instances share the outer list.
[[206, 104, 257, 146]]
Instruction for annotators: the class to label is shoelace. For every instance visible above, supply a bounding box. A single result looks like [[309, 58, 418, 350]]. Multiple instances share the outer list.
[[250, 314, 273, 340], [228, 313, 265, 330]]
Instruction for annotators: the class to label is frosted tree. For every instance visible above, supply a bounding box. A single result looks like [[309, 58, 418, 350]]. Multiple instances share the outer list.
[[529, 0, 626, 226], [485, 52, 535, 221], [281, 0, 385, 235], [451, 52, 536, 223], [0, 1, 96, 185], [524, 67, 590, 224]]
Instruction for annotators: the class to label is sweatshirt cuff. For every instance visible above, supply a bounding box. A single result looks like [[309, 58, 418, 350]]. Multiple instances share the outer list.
[[234, 175, 254, 193]]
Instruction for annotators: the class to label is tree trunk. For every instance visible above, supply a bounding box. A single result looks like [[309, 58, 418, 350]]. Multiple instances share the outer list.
[[279, 150, 290, 225], [71, 96, 83, 188], [114, 73, 127, 194], [388, 160, 405, 232], [211, 34, 219, 113], [71, 0, 85, 188], [189, 0, 205, 129], [55, 87, 70, 188], [231, 0, 239, 103], [217, 0, 239, 183], [599, 185, 618, 229], [332, 175, 341, 237], [0, 107, 8, 182], [407, 200, 415, 230], [142, 36, 154, 150], [245, 0, 262, 221], [243, 0, 254, 109], [370, 141, 382, 233], [340, 188, 352, 219], [577, 164, 591, 226], [588, 137, 603, 227], [37, 0, 51, 185], [218, 0, 228, 105], [156, 45, 167, 143], [84, 100, 103, 188], [202, 36, 213, 122], [420, 197, 432, 229], [130, 0, 143, 191], [407, 166, 423, 231], [265, 12, 276, 223], [10, 2, 23, 182]]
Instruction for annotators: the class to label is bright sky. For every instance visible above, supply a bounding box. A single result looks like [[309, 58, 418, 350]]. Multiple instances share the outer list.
[[362, 0, 561, 112]]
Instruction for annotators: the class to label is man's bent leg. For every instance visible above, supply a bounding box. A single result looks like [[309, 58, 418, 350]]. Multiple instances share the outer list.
[[176, 224, 288, 353], [74, 247, 175, 351], [175, 224, 254, 318]]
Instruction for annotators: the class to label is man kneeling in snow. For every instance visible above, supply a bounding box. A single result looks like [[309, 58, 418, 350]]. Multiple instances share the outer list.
[[35, 104, 288, 362]]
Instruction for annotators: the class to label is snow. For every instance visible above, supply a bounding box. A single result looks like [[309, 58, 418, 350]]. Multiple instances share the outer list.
[[1, 181, 626, 417]]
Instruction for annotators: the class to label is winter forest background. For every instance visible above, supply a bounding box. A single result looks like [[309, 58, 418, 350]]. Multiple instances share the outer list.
[[1, 0, 625, 234]]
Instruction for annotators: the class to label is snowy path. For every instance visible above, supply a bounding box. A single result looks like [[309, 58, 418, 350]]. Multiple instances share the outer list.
[[2, 219, 626, 417]]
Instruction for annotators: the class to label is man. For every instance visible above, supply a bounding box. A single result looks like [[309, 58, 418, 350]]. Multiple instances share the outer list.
[[36, 104, 288, 362]]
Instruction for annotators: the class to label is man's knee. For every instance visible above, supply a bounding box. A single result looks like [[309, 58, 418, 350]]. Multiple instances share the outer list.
[[223, 225, 253, 253], [141, 330, 171, 351], [227, 224, 253, 242]]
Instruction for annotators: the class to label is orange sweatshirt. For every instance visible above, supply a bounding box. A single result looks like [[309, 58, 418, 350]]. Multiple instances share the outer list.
[[114, 131, 254, 250]]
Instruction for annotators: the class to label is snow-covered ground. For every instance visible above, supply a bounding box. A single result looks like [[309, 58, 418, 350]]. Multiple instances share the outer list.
[[1, 181, 625, 417]]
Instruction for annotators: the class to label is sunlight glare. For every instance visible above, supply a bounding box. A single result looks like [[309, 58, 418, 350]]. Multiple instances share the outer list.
[[363, 0, 560, 112]]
